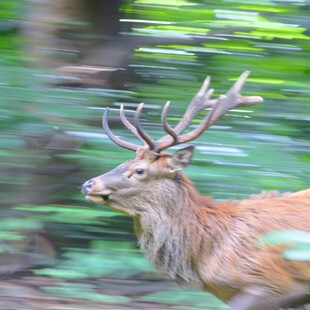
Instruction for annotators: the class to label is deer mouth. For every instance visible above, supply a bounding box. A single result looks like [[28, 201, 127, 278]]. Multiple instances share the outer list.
[[86, 192, 111, 204], [101, 194, 110, 201]]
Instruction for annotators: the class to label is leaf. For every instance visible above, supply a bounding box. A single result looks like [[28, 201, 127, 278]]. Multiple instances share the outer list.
[[283, 245, 310, 261], [0, 218, 42, 230], [261, 230, 310, 246], [142, 288, 225, 308], [260, 230, 310, 261]]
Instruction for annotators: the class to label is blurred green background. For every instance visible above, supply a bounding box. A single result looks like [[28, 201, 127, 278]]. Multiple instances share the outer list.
[[0, 0, 309, 309]]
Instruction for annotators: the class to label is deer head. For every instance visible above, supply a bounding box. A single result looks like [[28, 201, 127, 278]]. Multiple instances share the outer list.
[[81, 71, 263, 217]]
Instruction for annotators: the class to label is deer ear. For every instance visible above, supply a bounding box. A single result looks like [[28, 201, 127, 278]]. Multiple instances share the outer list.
[[169, 146, 194, 170]]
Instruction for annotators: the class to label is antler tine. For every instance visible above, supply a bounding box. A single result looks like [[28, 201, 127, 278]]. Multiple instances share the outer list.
[[202, 71, 263, 125], [120, 104, 142, 139], [134, 103, 156, 150], [194, 75, 216, 109], [223, 71, 264, 107], [153, 77, 215, 152], [102, 108, 140, 151], [161, 101, 178, 144], [173, 76, 215, 135], [177, 71, 263, 144]]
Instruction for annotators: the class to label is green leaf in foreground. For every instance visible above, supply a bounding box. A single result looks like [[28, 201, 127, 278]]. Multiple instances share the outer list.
[[142, 288, 225, 309], [283, 245, 310, 261], [260, 230, 310, 261]]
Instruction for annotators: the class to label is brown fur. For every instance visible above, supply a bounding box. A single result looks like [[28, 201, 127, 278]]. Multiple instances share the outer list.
[[134, 172, 310, 302]]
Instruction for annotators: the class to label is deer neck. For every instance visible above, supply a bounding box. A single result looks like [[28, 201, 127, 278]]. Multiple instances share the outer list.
[[133, 173, 234, 288]]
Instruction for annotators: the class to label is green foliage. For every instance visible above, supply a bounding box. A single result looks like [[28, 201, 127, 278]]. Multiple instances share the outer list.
[[142, 288, 226, 309], [15, 204, 120, 225], [0, 1, 20, 19], [261, 230, 310, 261], [1, 0, 310, 308], [0, 218, 43, 252], [35, 240, 151, 279]]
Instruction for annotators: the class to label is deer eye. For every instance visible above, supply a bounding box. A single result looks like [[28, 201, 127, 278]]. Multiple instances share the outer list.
[[135, 168, 144, 175]]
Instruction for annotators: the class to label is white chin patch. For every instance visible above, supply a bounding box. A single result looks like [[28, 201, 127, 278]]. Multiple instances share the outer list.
[[86, 195, 105, 204]]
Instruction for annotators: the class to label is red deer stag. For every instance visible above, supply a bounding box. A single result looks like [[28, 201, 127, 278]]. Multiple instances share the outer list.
[[82, 71, 310, 310]]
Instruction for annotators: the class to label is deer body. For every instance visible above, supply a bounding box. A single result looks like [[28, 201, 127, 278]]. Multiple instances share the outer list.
[[82, 72, 310, 309], [138, 176, 310, 301]]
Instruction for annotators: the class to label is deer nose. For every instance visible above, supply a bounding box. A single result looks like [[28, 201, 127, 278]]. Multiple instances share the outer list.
[[81, 179, 94, 195]]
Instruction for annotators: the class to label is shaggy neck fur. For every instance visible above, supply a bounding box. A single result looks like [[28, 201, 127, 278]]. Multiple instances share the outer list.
[[134, 172, 237, 288]]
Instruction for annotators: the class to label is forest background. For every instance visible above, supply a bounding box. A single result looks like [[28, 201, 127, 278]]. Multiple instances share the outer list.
[[0, 0, 310, 309]]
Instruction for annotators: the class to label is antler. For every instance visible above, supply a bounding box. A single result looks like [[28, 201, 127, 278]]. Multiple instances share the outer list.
[[102, 71, 263, 153]]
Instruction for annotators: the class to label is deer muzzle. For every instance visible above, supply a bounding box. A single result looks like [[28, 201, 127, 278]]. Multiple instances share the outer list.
[[81, 178, 111, 203]]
